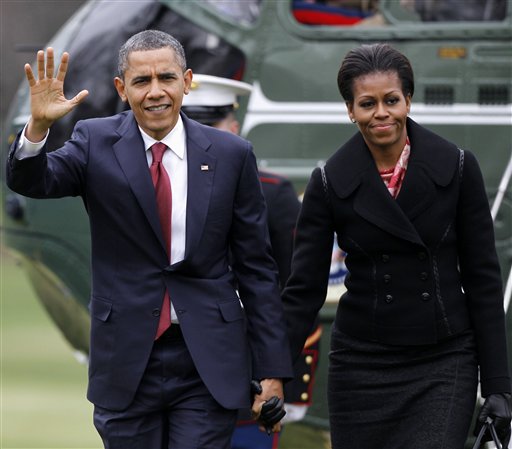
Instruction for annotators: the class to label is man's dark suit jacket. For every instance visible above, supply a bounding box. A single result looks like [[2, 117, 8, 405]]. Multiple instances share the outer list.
[[283, 118, 510, 398], [6, 111, 293, 411]]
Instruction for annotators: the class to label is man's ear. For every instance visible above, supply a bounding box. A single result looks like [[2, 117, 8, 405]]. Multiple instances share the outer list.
[[183, 69, 193, 95], [114, 77, 127, 102], [230, 120, 240, 135]]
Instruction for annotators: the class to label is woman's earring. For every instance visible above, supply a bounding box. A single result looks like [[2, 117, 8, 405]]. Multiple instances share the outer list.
[[351, 118, 356, 123]]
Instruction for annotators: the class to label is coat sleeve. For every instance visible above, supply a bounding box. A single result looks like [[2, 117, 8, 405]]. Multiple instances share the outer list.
[[456, 149, 510, 396], [6, 122, 89, 199], [282, 167, 334, 361], [229, 146, 294, 381]]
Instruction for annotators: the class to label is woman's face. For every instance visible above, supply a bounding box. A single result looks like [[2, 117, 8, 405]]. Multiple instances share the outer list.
[[347, 71, 411, 159]]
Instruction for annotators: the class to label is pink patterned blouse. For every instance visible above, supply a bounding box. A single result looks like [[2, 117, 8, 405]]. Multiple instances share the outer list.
[[379, 136, 411, 199]]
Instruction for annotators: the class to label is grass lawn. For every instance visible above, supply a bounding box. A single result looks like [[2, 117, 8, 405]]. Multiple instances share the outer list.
[[1, 250, 102, 449], [1, 249, 329, 448]]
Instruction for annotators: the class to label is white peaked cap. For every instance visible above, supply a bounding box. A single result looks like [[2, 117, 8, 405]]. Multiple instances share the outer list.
[[183, 74, 253, 107]]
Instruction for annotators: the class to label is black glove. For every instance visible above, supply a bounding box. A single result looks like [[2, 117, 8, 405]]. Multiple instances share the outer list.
[[250, 379, 263, 396], [259, 396, 286, 429], [250, 380, 286, 434], [474, 393, 511, 448]]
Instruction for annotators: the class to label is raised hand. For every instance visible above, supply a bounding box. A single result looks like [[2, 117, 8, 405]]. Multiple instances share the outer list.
[[24, 47, 88, 141]]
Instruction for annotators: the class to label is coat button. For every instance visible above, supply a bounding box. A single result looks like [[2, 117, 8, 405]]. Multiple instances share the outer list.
[[383, 274, 392, 284], [305, 355, 313, 365], [421, 292, 431, 301], [302, 374, 311, 383], [382, 254, 390, 262], [385, 294, 393, 303], [420, 272, 429, 281], [152, 308, 161, 317], [301, 392, 309, 401], [418, 252, 427, 260]]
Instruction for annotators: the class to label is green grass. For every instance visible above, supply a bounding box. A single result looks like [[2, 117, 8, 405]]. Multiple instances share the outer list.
[[0, 249, 329, 448], [1, 250, 102, 449]]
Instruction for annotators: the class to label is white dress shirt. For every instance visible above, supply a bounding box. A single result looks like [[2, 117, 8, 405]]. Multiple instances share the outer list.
[[16, 116, 188, 323]]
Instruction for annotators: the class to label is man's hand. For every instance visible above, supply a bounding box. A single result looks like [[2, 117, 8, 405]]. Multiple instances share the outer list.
[[251, 378, 285, 434], [24, 47, 88, 141]]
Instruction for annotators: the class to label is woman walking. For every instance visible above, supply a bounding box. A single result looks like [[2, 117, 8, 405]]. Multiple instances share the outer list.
[[282, 43, 511, 449]]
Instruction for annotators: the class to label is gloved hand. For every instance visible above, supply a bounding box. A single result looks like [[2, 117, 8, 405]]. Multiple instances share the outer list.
[[250, 380, 286, 434], [474, 393, 511, 448], [259, 396, 286, 429]]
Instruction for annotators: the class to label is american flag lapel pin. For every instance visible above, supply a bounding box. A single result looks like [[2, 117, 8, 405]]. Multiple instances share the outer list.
[[200, 164, 209, 171]]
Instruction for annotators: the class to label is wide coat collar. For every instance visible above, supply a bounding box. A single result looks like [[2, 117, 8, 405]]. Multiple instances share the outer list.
[[324, 118, 460, 245], [111, 111, 216, 264]]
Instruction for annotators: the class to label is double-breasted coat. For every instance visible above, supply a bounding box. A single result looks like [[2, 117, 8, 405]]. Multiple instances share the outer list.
[[283, 118, 509, 397]]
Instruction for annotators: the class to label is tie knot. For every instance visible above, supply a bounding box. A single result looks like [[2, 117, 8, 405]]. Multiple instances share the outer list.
[[151, 142, 167, 164]]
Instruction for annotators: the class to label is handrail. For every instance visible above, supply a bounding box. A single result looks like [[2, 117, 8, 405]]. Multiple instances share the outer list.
[[490, 150, 512, 312], [504, 264, 512, 312], [491, 150, 512, 221]]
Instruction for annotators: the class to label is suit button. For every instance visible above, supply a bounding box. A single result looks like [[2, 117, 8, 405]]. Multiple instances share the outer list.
[[420, 272, 429, 281], [385, 294, 393, 303], [152, 308, 161, 317], [383, 274, 392, 284], [421, 292, 431, 301], [382, 254, 390, 262], [418, 252, 427, 260], [302, 374, 311, 383], [164, 265, 173, 272], [301, 392, 309, 401]]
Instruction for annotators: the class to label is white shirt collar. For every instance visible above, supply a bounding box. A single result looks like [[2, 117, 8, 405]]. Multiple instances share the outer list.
[[139, 115, 186, 159]]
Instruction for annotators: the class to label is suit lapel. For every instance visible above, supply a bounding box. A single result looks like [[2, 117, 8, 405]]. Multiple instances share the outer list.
[[112, 113, 167, 252], [396, 118, 459, 222], [182, 116, 216, 259], [395, 157, 437, 222], [353, 165, 424, 245]]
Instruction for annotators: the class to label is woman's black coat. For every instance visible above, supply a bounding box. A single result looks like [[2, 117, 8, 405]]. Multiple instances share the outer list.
[[283, 118, 510, 397]]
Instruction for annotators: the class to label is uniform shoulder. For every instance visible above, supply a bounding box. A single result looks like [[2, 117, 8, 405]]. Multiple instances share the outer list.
[[258, 170, 290, 185]]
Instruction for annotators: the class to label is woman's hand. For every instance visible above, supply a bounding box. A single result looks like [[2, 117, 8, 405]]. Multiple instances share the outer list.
[[474, 393, 511, 448]]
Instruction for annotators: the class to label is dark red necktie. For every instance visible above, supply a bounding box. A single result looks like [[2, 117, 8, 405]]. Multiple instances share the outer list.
[[150, 142, 172, 339]]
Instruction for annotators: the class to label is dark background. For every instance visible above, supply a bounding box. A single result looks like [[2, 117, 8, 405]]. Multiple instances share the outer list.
[[1, 0, 86, 122]]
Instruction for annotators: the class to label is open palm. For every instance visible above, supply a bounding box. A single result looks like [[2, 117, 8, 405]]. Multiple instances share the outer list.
[[25, 47, 88, 130]]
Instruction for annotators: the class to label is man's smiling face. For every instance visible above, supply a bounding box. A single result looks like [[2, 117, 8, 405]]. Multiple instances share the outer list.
[[114, 47, 192, 140]]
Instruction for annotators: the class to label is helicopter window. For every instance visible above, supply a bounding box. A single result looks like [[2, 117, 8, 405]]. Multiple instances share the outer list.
[[291, 0, 384, 26], [291, 0, 507, 26], [397, 0, 507, 22], [202, 0, 263, 25]]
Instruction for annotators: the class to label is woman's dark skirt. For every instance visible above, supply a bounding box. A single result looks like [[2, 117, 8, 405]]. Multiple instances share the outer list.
[[328, 327, 478, 449]]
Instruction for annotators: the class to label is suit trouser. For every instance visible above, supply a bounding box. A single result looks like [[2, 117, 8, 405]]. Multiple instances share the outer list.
[[93, 326, 237, 449]]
